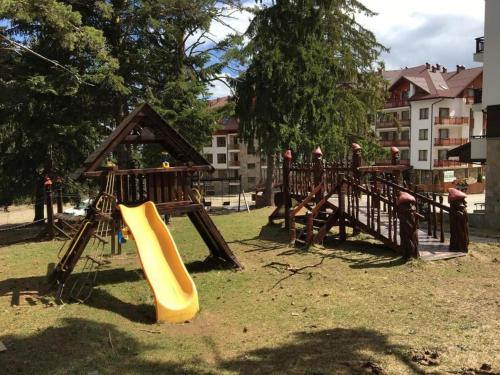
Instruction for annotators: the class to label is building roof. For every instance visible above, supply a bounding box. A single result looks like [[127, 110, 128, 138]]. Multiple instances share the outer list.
[[74, 103, 211, 178], [384, 64, 482, 101], [208, 96, 232, 109]]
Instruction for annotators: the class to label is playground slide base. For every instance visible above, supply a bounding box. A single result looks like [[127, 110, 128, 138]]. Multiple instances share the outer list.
[[119, 202, 199, 323]]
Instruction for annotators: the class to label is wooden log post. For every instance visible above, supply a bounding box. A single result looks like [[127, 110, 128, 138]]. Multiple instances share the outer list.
[[55, 176, 64, 214], [390, 146, 401, 183], [305, 210, 314, 245], [44, 177, 55, 240], [338, 173, 347, 241], [312, 147, 324, 205], [397, 192, 418, 258], [351, 143, 362, 182], [448, 188, 469, 252], [283, 149, 292, 229]]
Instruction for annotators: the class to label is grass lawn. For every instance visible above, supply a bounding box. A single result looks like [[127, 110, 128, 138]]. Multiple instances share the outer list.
[[0, 208, 498, 374]]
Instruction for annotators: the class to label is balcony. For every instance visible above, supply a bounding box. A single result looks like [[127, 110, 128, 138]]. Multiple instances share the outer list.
[[376, 119, 410, 129], [434, 138, 468, 146], [228, 143, 240, 151], [434, 116, 469, 125], [379, 139, 410, 147], [474, 36, 484, 63], [228, 160, 240, 167], [384, 99, 409, 109], [433, 159, 468, 168]]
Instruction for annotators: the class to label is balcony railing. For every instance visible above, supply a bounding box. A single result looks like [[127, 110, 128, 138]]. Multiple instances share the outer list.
[[228, 160, 240, 167], [434, 116, 469, 125], [475, 36, 484, 54], [228, 143, 240, 151], [434, 138, 468, 146], [384, 99, 409, 109], [375, 159, 410, 166], [379, 139, 410, 147], [433, 159, 468, 168], [375, 119, 410, 129]]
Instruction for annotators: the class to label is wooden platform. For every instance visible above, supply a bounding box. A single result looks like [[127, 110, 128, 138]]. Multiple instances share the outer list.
[[333, 197, 467, 261]]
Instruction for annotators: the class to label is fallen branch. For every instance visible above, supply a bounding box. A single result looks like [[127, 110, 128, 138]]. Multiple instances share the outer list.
[[264, 257, 325, 289]]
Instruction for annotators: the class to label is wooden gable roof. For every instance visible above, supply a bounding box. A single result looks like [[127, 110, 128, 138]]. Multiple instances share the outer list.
[[75, 103, 211, 178]]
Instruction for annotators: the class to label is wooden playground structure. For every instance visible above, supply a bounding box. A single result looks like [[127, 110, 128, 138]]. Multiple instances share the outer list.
[[48, 103, 242, 301], [270, 144, 469, 261]]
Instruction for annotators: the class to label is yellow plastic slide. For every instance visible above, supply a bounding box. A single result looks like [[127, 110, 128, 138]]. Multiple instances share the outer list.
[[119, 201, 199, 323]]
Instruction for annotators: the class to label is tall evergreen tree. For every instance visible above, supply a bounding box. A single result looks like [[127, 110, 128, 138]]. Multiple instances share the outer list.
[[235, 0, 387, 205], [0, 1, 242, 217]]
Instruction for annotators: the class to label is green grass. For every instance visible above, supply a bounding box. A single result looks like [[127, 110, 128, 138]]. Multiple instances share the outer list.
[[0, 208, 499, 374]]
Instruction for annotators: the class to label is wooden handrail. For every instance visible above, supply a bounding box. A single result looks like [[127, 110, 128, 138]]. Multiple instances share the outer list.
[[311, 184, 337, 217], [84, 165, 212, 177], [290, 183, 324, 217]]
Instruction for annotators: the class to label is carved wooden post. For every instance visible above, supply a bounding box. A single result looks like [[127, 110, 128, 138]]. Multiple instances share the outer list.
[[338, 173, 347, 241], [55, 176, 63, 214], [45, 177, 55, 240], [448, 188, 469, 252], [351, 143, 362, 182], [397, 192, 418, 258], [305, 210, 314, 245], [283, 149, 292, 229], [391, 146, 401, 183], [312, 147, 324, 205]]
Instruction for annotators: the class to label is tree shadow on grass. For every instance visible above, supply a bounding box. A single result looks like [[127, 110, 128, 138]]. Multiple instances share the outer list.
[[0, 318, 428, 375], [0, 318, 215, 375], [219, 328, 425, 375], [228, 225, 290, 254]]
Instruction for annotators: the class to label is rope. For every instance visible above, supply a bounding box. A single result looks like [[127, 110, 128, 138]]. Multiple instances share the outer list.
[[0, 219, 46, 232]]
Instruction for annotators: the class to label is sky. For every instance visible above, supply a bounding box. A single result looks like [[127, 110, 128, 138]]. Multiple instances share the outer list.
[[207, 0, 485, 98]]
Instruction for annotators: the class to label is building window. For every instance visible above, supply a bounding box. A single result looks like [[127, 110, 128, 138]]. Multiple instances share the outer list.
[[216, 136, 226, 147], [419, 129, 428, 140], [247, 163, 256, 170], [439, 107, 450, 118], [401, 130, 410, 141], [217, 153, 226, 164], [218, 170, 227, 178], [248, 176, 256, 184], [418, 150, 428, 161], [205, 154, 213, 164], [401, 110, 410, 121], [247, 143, 256, 155], [438, 150, 447, 160], [419, 108, 429, 120], [438, 129, 449, 139], [401, 149, 409, 160]]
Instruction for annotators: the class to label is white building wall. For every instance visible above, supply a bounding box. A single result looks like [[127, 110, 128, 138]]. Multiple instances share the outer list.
[[483, 0, 500, 107], [410, 101, 432, 170]]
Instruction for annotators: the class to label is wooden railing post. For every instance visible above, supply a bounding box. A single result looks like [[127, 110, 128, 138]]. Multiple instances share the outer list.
[[312, 147, 324, 204], [45, 177, 55, 240], [283, 150, 292, 229], [55, 176, 63, 214], [338, 173, 347, 241], [391, 146, 401, 183], [305, 211, 314, 244], [448, 188, 469, 252], [397, 192, 418, 258], [351, 143, 362, 182]]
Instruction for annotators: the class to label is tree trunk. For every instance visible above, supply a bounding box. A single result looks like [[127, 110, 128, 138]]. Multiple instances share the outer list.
[[263, 153, 275, 207], [34, 177, 45, 221]]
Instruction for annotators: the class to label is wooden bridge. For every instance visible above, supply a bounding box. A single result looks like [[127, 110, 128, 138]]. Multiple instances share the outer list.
[[270, 145, 469, 261]]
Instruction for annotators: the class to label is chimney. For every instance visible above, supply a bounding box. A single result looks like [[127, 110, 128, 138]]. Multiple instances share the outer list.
[[425, 62, 431, 70], [436, 63, 441, 70], [456, 64, 460, 72], [442, 66, 447, 73], [431, 66, 436, 73]]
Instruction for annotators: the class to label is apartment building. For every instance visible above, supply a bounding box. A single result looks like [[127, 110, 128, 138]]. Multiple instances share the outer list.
[[376, 64, 484, 184], [203, 96, 267, 194], [474, 0, 500, 227]]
